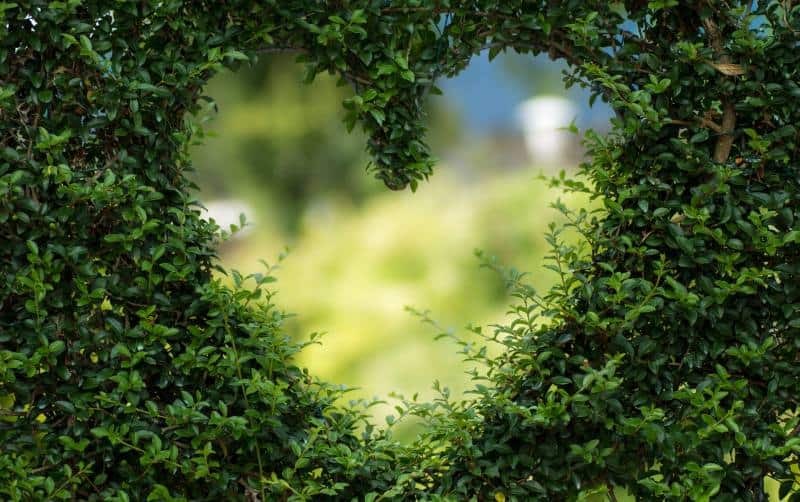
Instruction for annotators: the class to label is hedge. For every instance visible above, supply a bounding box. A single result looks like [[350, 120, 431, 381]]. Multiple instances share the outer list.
[[2, 1, 799, 500]]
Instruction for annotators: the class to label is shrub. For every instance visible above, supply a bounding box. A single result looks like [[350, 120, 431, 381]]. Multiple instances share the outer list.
[[2, 1, 799, 500]]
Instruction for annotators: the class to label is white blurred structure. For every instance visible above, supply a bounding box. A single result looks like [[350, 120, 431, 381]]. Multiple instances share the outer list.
[[517, 96, 577, 167], [200, 199, 254, 238]]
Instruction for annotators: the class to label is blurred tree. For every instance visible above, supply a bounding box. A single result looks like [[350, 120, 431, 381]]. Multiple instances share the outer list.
[[190, 55, 375, 232]]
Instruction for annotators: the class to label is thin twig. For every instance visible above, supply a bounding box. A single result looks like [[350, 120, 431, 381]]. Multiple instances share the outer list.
[[742, 0, 754, 20], [255, 47, 307, 55], [667, 117, 724, 133]]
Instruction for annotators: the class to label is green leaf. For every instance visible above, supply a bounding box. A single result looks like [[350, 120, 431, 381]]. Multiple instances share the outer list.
[[90, 427, 109, 438], [369, 108, 385, 126], [376, 63, 396, 76], [111, 343, 131, 359], [133, 82, 171, 97], [79, 34, 92, 53], [400, 70, 415, 82], [224, 50, 249, 61], [726, 238, 744, 250], [49, 340, 66, 355], [55, 400, 76, 414]]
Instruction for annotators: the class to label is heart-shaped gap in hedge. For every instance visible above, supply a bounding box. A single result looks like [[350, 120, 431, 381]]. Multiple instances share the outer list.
[[189, 53, 592, 440]]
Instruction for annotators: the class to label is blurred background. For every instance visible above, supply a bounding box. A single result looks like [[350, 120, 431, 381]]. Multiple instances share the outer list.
[[188, 50, 612, 439]]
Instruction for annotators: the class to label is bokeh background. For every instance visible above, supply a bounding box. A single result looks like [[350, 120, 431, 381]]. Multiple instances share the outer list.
[[188, 51, 610, 439]]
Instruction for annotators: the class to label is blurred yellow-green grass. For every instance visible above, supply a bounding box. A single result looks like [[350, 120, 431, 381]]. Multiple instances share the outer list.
[[215, 167, 584, 433]]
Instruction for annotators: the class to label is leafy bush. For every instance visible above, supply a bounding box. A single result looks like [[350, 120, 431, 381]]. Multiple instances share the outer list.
[[2, 1, 800, 501]]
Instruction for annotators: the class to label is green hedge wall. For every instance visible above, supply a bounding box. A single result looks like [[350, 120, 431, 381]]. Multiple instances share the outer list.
[[2, 1, 800, 500]]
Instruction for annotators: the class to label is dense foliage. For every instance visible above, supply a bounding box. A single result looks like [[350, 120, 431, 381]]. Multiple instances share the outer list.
[[2, 1, 800, 500]]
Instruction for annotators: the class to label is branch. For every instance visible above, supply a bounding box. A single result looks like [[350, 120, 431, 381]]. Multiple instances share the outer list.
[[666, 117, 723, 133], [255, 47, 307, 55], [380, 6, 516, 21], [715, 100, 736, 162], [742, 0, 754, 19], [343, 72, 370, 86], [701, 17, 737, 163]]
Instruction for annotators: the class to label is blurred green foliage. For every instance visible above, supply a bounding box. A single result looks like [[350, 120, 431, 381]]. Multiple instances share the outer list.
[[220, 169, 587, 438], [190, 57, 588, 439], [190, 56, 377, 231]]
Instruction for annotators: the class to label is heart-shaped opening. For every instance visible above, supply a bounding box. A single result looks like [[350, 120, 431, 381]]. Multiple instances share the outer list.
[[191, 52, 605, 439]]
